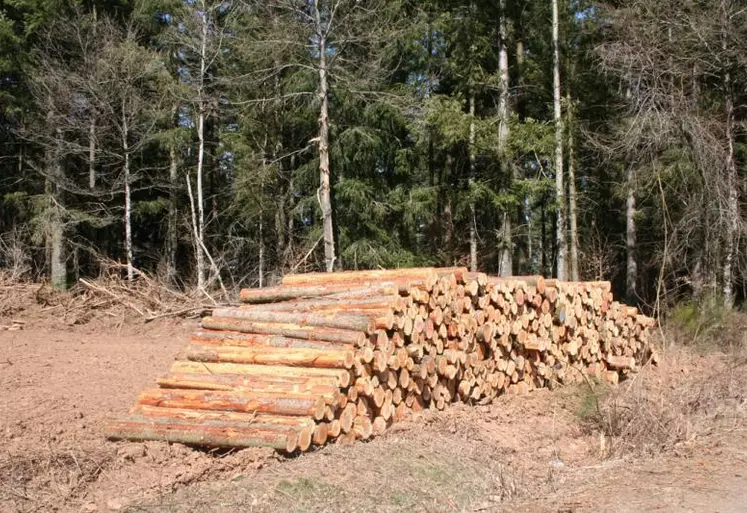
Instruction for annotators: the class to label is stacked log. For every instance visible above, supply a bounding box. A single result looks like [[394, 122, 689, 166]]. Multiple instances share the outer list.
[[106, 268, 656, 452]]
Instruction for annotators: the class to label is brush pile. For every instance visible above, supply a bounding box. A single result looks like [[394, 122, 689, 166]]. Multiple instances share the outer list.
[[106, 267, 656, 452]]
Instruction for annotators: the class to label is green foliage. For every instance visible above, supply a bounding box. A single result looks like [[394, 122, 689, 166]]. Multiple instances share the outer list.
[[424, 95, 471, 147], [0, 0, 745, 304]]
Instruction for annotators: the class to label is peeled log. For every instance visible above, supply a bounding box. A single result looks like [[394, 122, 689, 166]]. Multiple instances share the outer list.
[[157, 373, 341, 403], [132, 405, 316, 431], [138, 388, 328, 419], [605, 355, 635, 370], [240, 284, 389, 303], [191, 331, 351, 351], [210, 310, 377, 333], [106, 415, 298, 452], [242, 296, 398, 312], [186, 344, 355, 369], [281, 267, 467, 286], [200, 318, 366, 345], [168, 362, 352, 388]]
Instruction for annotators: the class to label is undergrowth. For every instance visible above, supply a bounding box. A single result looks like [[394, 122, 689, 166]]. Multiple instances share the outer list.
[[668, 296, 747, 351], [577, 315, 747, 458]]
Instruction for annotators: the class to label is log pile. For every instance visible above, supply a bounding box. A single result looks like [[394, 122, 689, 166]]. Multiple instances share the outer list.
[[106, 268, 656, 452]]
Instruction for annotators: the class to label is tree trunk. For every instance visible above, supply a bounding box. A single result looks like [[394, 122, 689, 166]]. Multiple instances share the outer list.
[[515, 40, 525, 122], [566, 88, 579, 281], [468, 93, 477, 272], [314, 0, 336, 273], [88, 4, 97, 190], [444, 153, 454, 262], [122, 99, 133, 281], [259, 218, 265, 288], [49, 212, 66, 289], [89, 118, 96, 189], [552, 0, 566, 281], [498, 0, 512, 277], [48, 175, 66, 290], [626, 167, 637, 301], [517, 22, 529, 274], [722, 2, 737, 309], [541, 190, 547, 276], [287, 166, 295, 265], [47, 121, 66, 289], [167, 141, 179, 286], [194, 3, 208, 290]]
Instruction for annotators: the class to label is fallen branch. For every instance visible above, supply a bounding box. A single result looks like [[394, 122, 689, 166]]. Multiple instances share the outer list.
[[144, 305, 216, 323], [78, 278, 145, 317], [290, 235, 324, 274]]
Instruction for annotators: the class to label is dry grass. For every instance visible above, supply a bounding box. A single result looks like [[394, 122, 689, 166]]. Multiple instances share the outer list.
[[124, 428, 524, 513], [0, 445, 115, 510], [578, 333, 747, 458]]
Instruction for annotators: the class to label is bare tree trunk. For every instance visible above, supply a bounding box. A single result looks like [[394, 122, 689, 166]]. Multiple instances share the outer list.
[[722, 1, 738, 309], [46, 119, 66, 289], [89, 119, 96, 189], [259, 218, 264, 288], [626, 167, 637, 301], [286, 161, 296, 266], [49, 212, 65, 289], [275, 188, 286, 263], [566, 88, 579, 281], [88, 4, 97, 190], [468, 93, 477, 272], [314, 0, 336, 272], [552, 0, 566, 280], [517, 24, 530, 274], [122, 100, 133, 281], [47, 177, 66, 289], [540, 192, 547, 276], [194, 3, 208, 290], [167, 141, 179, 286], [444, 152, 454, 262], [498, 0, 512, 276], [525, 197, 533, 271]]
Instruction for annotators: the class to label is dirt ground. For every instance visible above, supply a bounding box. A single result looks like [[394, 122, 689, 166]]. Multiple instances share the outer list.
[[1, 295, 746, 513]]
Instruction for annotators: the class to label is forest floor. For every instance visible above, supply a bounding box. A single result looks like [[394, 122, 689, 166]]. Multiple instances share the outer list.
[[1, 283, 747, 513]]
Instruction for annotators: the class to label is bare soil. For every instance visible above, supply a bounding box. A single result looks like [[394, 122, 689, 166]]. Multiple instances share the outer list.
[[1, 289, 746, 513]]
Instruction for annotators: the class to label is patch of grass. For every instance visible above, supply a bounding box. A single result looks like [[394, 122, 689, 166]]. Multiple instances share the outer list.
[[575, 381, 611, 425], [387, 491, 412, 507], [667, 297, 747, 351], [273, 477, 347, 511]]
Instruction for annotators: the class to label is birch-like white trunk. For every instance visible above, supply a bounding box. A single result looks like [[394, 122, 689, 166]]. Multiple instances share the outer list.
[[314, 0, 336, 272], [722, 0, 737, 309], [552, 0, 566, 280], [626, 166, 637, 300], [194, 3, 208, 290], [498, 0, 512, 276], [122, 99, 133, 281]]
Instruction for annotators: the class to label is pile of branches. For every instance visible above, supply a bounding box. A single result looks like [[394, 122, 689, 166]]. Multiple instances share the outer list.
[[72, 261, 227, 322]]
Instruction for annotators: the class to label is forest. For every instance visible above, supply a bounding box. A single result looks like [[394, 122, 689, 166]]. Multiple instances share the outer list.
[[0, 0, 746, 313]]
